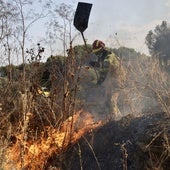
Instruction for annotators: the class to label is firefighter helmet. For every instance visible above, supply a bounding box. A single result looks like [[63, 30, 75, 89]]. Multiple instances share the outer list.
[[92, 40, 105, 53]]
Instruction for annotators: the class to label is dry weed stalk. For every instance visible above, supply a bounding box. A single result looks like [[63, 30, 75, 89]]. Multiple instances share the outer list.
[[121, 143, 129, 170], [146, 130, 170, 170], [82, 136, 101, 170], [77, 142, 83, 170]]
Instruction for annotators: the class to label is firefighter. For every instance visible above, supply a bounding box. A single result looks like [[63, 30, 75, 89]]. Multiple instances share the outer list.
[[90, 40, 122, 119]]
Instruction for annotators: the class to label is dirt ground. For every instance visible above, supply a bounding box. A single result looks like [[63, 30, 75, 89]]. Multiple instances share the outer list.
[[45, 112, 170, 170]]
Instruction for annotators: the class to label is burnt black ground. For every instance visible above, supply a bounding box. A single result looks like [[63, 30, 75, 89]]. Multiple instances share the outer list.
[[45, 112, 170, 170]]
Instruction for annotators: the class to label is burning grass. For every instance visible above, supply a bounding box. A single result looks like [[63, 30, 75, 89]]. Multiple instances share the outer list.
[[0, 55, 169, 170], [3, 110, 102, 169]]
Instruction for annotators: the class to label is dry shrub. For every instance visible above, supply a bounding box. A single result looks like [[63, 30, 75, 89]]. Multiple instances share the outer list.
[[119, 57, 170, 116], [0, 47, 169, 170]]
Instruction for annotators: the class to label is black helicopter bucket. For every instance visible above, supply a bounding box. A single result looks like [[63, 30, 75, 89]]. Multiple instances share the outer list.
[[74, 2, 93, 33]]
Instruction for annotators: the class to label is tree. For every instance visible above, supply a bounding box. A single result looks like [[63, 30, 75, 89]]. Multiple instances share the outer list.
[[112, 46, 141, 59], [11, 0, 47, 82], [145, 21, 170, 65], [0, 0, 48, 81], [46, 2, 75, 56]]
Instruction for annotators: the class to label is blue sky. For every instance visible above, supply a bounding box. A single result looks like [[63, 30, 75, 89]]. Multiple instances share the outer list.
[[29, 0, 170, 56]]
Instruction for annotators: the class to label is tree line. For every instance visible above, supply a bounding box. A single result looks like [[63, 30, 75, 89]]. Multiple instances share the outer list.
[[0, 0, 170, 82]]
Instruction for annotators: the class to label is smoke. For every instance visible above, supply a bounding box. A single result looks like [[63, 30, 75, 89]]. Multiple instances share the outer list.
[[79, 57, 170, 121], [117, 57, 170, 116]]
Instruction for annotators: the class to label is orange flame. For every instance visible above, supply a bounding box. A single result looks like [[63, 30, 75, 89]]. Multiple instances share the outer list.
[[4, 110, 103, 170]]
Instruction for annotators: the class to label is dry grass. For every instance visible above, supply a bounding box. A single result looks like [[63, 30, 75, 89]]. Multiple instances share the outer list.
[[3, 110, 102, 169], [0, 50, 169, 169]]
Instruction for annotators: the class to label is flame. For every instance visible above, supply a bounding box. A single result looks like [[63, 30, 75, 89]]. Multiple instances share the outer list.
[[4, 110, 102, 169]]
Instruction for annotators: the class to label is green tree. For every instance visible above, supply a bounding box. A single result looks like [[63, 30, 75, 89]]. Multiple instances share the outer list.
[[145, 21, 170, 65], [113, 46, 141, 59]]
